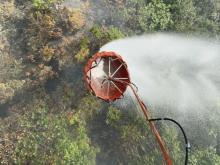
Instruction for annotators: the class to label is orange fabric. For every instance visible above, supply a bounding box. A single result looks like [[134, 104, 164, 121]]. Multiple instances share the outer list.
[[129, 83, 173, 165]]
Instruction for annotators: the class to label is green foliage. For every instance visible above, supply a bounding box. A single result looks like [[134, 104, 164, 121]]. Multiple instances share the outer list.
[[138, 0, 172, 31], [90, 25, 125, 47], [76, 94, 101, 121], [32, 0, 62, 10], [153, 0, 220, 34], [95, 0, 220, 35], [41, 44, 55, 61], [90, 25, 103, 39], [104, 107, 220, 164], [75, 37, 90, 63], [161, 125, 184, 164], [106, 106, 122, 127], [100, 107, 164, 164], [11, 106, 99, 164], [0, 57, 24, 81], [190, 148, 220, 165], [106, 26, 125, 40], [0, 80, 25, 104], [68, 8, 86, 31], [163, 0, 197, 32], [22, 2, 88, 83], [62, 85, 75, 104], [94, 0, 172, 33], [1, 0, 220, 164]]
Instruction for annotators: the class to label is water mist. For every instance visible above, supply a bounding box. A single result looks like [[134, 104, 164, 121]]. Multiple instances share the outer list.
[[100, 33, 220, 148]]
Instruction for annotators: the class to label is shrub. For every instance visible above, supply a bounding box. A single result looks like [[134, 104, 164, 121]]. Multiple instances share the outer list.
[[68, 9, 86, 31], [90, 25, 125, 47], [11, 107, 99, 164], [190, 148, 220, 165], [138, 0, 172, 31], [75, 47, 89, 62], [76, 94, 101, 121], [41, 45, 55, 61], [106, 106, 122, 127], [75, 37, 90, 63], [32, 0, 62, 10], [0, 80, 25, 104], [106, 26, 125, 40]]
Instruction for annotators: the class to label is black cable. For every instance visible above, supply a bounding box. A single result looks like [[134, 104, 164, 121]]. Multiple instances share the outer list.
[[148, 118, 190, 165]]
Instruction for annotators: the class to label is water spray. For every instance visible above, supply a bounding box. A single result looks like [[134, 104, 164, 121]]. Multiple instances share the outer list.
[[84, 51, 190, 165]]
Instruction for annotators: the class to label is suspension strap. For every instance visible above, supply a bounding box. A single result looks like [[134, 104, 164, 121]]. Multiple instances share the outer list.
[[113, 79, 173, 165]]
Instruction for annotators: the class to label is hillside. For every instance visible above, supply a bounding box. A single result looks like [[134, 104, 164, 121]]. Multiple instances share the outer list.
[[0, 0, 220, 164]]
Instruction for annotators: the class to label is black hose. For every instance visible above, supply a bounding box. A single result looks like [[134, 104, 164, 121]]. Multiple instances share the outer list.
[[148, 118, 190, 165]]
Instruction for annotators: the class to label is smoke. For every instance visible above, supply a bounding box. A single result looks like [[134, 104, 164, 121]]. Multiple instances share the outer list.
[[61, 0, 80, 7], [100, 33, 220, 129]]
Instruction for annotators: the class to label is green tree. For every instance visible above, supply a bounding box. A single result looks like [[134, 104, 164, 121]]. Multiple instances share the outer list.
[[138, 0, 172, 32], [90, 25, 125, 47], [163, 0, 197, 32], [32, 0, 62, 10], [10, 106, 99, 164], [98, 106, 165, 165], [190, 148, 220, 165]]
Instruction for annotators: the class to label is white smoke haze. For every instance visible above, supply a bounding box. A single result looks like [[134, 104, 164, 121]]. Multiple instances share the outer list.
[[100, 34, 220, 125], [61, 0, 81, 8]]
